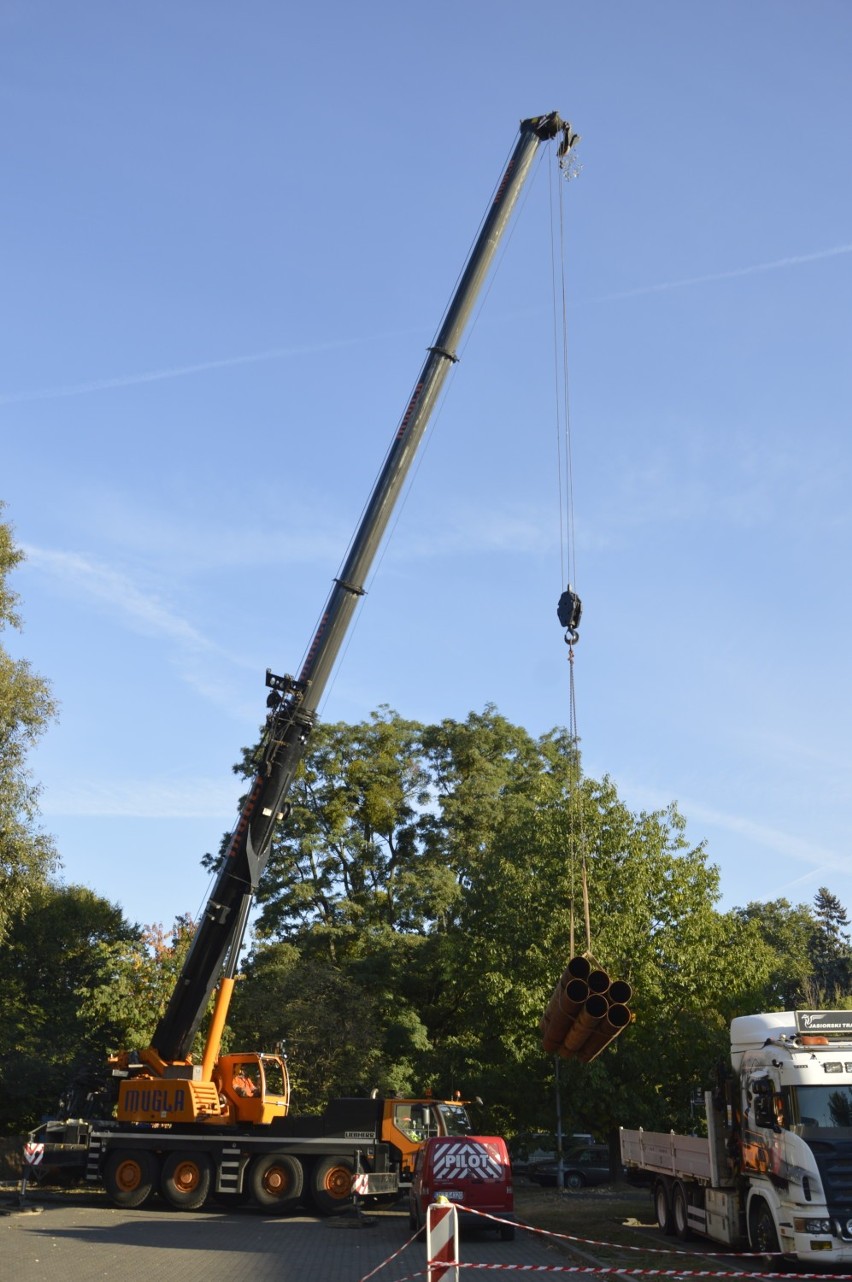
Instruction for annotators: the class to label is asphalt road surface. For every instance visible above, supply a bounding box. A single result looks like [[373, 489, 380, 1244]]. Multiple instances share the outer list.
[[1, 1193, 582, 1282]]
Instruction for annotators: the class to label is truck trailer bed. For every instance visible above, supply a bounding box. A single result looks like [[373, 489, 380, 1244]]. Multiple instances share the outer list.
[[620, 1127, 713, 1184]]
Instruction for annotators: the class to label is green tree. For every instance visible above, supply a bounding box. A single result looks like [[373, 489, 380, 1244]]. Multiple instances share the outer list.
[[77, 914, 201, 1055], [808, 888, 852, 1002], [731, 898, 816, 1010], [420, 714, 748, 1136], [251, 708, 455, 946], [0, 506, 58, 944], [0, 883, 138, 1132], [228, 710, 452, 1101], [235, 706, 777, 1135]]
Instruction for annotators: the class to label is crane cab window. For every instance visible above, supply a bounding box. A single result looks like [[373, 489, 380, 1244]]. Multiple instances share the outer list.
[[261, 1058, 287, 1098], [232, 1063, 260, 1097], [393, 1104, 425, 1141]]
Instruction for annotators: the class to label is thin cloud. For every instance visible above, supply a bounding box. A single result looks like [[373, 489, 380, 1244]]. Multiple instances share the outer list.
[[5, 243, 849, 405], [684, 800, 848, 877], [21, 545, 261, 721], [0, 328, 419, 406], [621, 779, 850, 885], [597, 243, 852, 302], [40, 774, 243, 819], [23, 545, 216, 651]]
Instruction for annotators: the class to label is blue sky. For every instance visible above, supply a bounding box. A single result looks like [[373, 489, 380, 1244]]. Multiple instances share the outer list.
[[3, 2, 851, 933]]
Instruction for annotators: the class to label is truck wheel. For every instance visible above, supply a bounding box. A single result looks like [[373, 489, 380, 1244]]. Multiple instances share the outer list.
[[309, 1155, 355, 1215], [499, 1224, 516, 1241], [249, 1153, 305, 1213], [654, 1180, 674, 1235], [160, 1151, 212, 1211], [750, 1199, 780, 1258], [103, 1149, 158, 1209], [672, 1182, 691, 1241]]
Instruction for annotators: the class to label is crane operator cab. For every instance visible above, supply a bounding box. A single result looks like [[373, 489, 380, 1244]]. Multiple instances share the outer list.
[[217, 1053, 290, 1125]]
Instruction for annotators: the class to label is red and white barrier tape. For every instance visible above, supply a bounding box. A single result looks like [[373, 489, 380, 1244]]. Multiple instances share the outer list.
[[355, 1205, 852, 1282], [356, 1226, 425, 1282], [458, 1207, 793, 1261]]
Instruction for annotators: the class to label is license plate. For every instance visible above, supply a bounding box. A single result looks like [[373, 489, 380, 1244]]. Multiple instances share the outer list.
[[442, 1190, 464, 1200]]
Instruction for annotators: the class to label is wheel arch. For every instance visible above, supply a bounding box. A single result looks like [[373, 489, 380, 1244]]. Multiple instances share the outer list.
[[746, 1188, 781, 1249]]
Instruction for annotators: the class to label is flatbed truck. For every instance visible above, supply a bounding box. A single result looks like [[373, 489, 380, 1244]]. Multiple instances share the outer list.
[[621, 1010, 852, 1265]]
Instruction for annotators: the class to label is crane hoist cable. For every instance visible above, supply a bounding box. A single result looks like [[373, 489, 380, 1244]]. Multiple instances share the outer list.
[[549, 141, 589, 956], [538, 135, 634, 1065]]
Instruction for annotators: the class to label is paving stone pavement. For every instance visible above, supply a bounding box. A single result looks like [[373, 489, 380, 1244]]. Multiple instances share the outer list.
[[0, 1193, 584, 1281]]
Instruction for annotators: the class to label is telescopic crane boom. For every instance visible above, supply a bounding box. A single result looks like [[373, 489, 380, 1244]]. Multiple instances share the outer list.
[[148, 111, 579, 1072]]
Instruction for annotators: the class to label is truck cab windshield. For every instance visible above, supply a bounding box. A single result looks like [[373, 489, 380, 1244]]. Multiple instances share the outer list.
[[794, 1085, 852, 1129], [435, 1103, 474, 1136]]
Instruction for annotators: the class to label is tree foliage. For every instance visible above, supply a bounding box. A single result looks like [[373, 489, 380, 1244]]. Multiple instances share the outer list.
[[0, 883, 138, 1132], [229, 706, 838, 1139], [0, 506, 58, 944], [76, 914, 202, 1054], [5, 694, 849, 1146], [807, 887, 852, 1003]]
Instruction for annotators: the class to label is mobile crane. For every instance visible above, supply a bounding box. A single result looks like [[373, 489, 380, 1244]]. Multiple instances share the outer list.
[[24, 112, 579, 1215]]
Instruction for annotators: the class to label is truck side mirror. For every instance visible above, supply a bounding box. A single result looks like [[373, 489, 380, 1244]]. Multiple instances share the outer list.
[[750, 1081, 775, 1128]]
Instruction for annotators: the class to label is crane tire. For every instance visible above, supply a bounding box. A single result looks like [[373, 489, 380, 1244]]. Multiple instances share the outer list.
[[308, 1155, 356, 1215], [160, 1151, 212, 1211], [103, 1149, 158, 1209], [249, 1153, 305, 1213]]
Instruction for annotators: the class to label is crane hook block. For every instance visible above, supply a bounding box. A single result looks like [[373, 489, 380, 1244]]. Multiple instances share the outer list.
[[557, 584, 582, 644]]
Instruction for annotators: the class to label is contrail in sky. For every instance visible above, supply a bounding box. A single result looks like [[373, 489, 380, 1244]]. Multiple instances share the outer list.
[[0, 336, 371, 406], [598, 242, 852, 301], [3, 244, 849, 404]]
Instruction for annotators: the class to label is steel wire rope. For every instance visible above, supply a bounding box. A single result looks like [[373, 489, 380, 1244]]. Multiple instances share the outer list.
[[548, 146, 589, 956]]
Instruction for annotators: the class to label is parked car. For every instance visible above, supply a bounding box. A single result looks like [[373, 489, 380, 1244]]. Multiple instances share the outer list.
[[509, 1132, 598, 1174], [527, 1144, 612, 1190], [409, 1135, 515, 1239]]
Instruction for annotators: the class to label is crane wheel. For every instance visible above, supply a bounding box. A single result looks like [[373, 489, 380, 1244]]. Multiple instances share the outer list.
[[160, 1151, 212, 1211], [249, 1153, 305, 1213], [103, 1149, 158, 1209], [308, 1155, 356, 1215]]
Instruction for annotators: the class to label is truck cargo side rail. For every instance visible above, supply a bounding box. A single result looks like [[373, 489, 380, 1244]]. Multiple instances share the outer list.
[[620, 1127, 713, 1184]]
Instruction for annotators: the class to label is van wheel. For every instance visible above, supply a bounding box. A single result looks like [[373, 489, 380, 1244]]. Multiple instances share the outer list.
[[309, 1156, 355, 1215], [654, 1180, 674, 1235]]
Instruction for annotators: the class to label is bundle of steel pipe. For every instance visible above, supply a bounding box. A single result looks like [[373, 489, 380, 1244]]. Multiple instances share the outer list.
[[539, 955, 634, 1063]]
